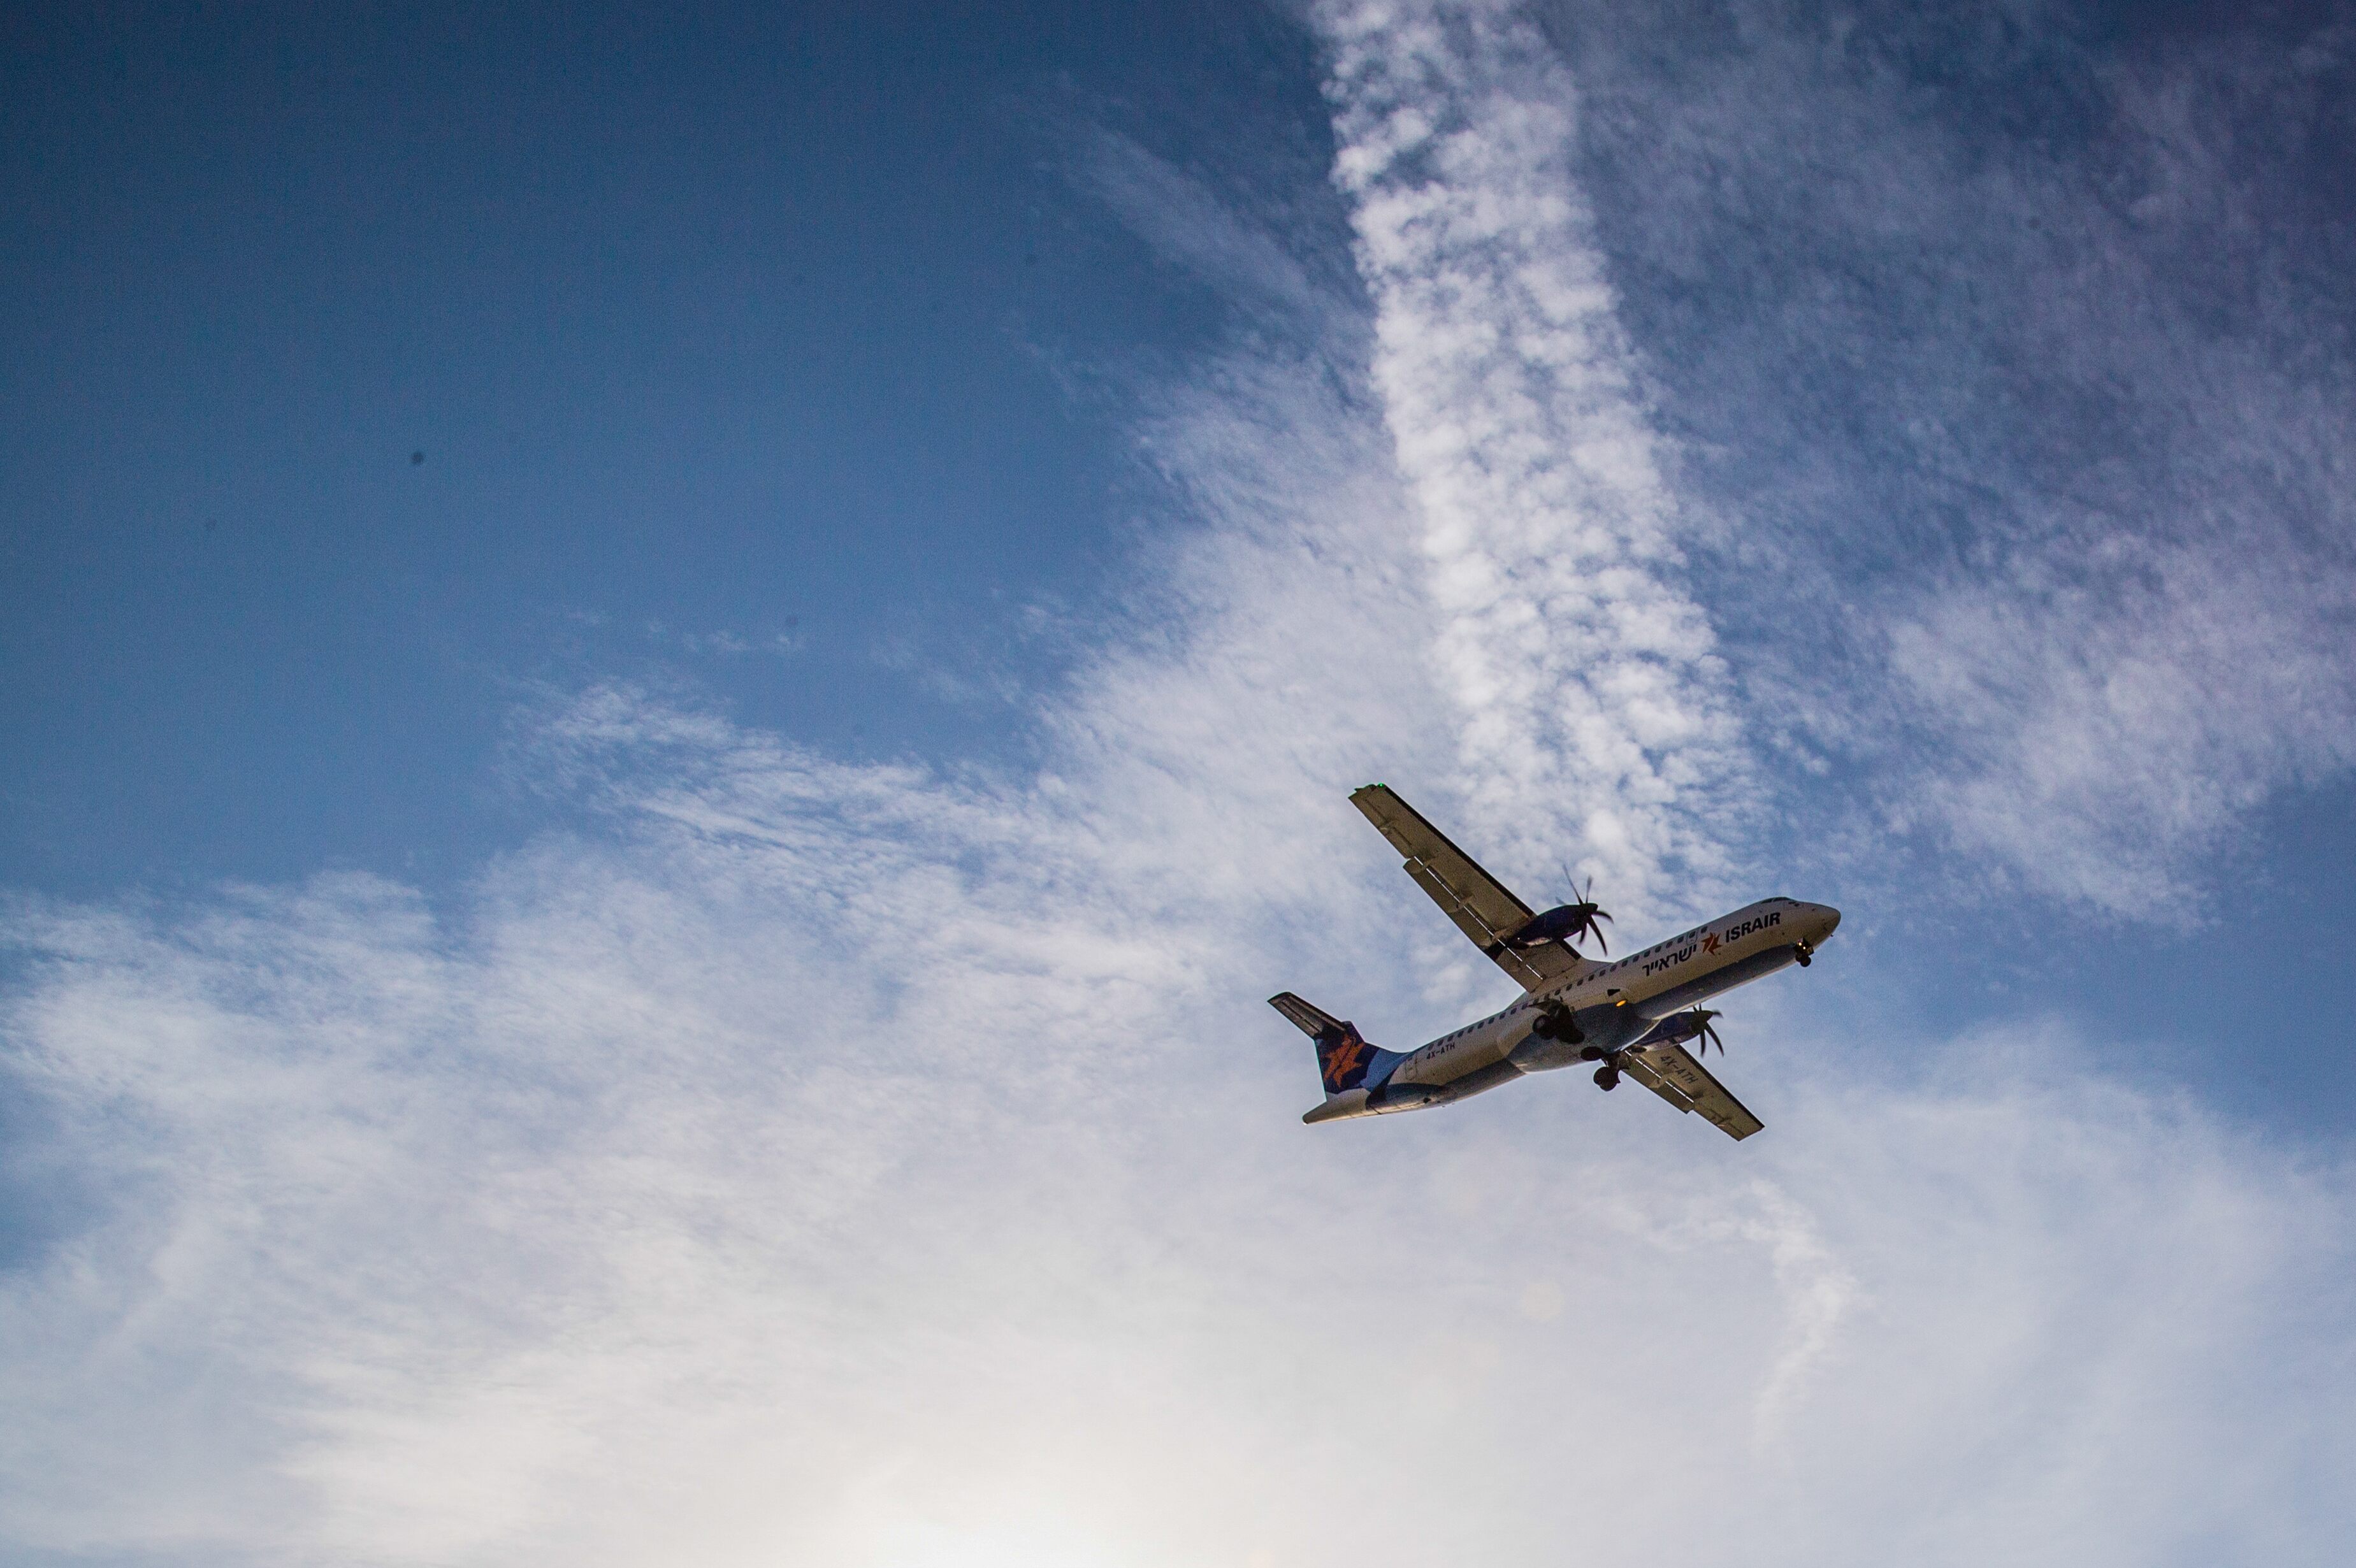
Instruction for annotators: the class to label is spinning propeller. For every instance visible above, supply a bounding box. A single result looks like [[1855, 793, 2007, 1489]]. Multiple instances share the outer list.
[[1677, 1007, 1724, 1058], [1508, 872, 1614, 954]]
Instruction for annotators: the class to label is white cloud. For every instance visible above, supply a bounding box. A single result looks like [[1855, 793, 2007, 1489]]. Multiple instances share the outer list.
[[6, 5, 2356, 1566], [1529, 0, 2356, 915], [1867, 27, 2356, 912], [1319, 0, 1750, 915], [1886, 533, 2356, 914], [8, 749, 2355, 1564]]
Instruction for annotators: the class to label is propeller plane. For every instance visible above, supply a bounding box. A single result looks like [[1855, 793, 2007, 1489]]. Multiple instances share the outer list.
[[1272, 785, 1840, 1140]]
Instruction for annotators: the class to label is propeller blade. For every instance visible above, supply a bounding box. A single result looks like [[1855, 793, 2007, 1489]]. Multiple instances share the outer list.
[[1538, 872, 1615, 956]]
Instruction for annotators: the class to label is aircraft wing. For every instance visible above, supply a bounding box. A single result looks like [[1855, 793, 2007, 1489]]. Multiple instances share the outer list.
[[1619, 1042, 1764, 1141], [1349, 784, 1583, 991]]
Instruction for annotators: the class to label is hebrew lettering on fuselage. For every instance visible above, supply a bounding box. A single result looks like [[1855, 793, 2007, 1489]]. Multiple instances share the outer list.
[[1639, 910, 1779, 979]]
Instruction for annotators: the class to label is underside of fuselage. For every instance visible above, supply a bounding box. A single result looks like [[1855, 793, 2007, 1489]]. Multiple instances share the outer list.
[[1631, 940, 1801, 1021]]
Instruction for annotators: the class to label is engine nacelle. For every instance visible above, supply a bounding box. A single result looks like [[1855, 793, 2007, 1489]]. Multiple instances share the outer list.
[[1506, 902, 1598, 949]]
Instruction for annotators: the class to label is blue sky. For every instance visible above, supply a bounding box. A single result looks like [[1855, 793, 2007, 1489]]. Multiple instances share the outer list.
[[3, 3, 1327, 893], [6, 3, 2356, 1564]]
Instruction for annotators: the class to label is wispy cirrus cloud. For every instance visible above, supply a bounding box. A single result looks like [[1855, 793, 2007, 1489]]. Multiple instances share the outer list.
[[1886, 535, 2356, 914], [1548, 0, 2356, 914], [8, 703, 2356, 1565]]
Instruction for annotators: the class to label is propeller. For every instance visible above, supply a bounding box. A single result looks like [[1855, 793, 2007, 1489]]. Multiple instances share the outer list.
[[1566, 869, 1614, 956], [1505, 874, 1613, 954], [1677, 1007, 1724, 1058]]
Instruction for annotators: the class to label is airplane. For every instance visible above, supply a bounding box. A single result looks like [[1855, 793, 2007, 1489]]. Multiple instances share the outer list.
[[1272, 784, 1841, 1140]]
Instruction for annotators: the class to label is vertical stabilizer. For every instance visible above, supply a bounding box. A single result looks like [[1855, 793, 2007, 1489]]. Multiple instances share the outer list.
[[1268, 991, 1384, 1095]]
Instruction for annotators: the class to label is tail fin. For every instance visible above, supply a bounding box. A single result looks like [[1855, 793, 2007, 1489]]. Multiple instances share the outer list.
[[1268, 991, 1380, 1095]]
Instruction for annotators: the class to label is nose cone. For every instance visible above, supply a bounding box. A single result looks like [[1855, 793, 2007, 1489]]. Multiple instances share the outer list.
[[1810, 903, 1842, 942]]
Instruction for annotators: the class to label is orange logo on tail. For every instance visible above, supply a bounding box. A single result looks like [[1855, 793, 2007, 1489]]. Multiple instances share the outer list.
[[1320, 1030, 1373, 1092]]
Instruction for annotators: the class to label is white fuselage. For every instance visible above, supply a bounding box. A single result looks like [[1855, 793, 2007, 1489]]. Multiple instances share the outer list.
[[1306, 897, 1840, 1120]]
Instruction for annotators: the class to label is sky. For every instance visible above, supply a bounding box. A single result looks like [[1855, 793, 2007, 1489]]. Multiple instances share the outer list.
[[4, 1, 2355, 1564]]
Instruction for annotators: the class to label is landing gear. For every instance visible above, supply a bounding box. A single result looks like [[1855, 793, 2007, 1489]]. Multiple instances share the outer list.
[[1593, 1064, 1619, 1091], [1577, 1045, 1605, 1061], [1795, 942, 1814, 968]]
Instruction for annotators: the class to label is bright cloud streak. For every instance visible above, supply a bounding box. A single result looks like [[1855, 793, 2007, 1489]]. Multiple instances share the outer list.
[[6, 4, 2356, 1567], [1321, 0, 1748, 914]]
